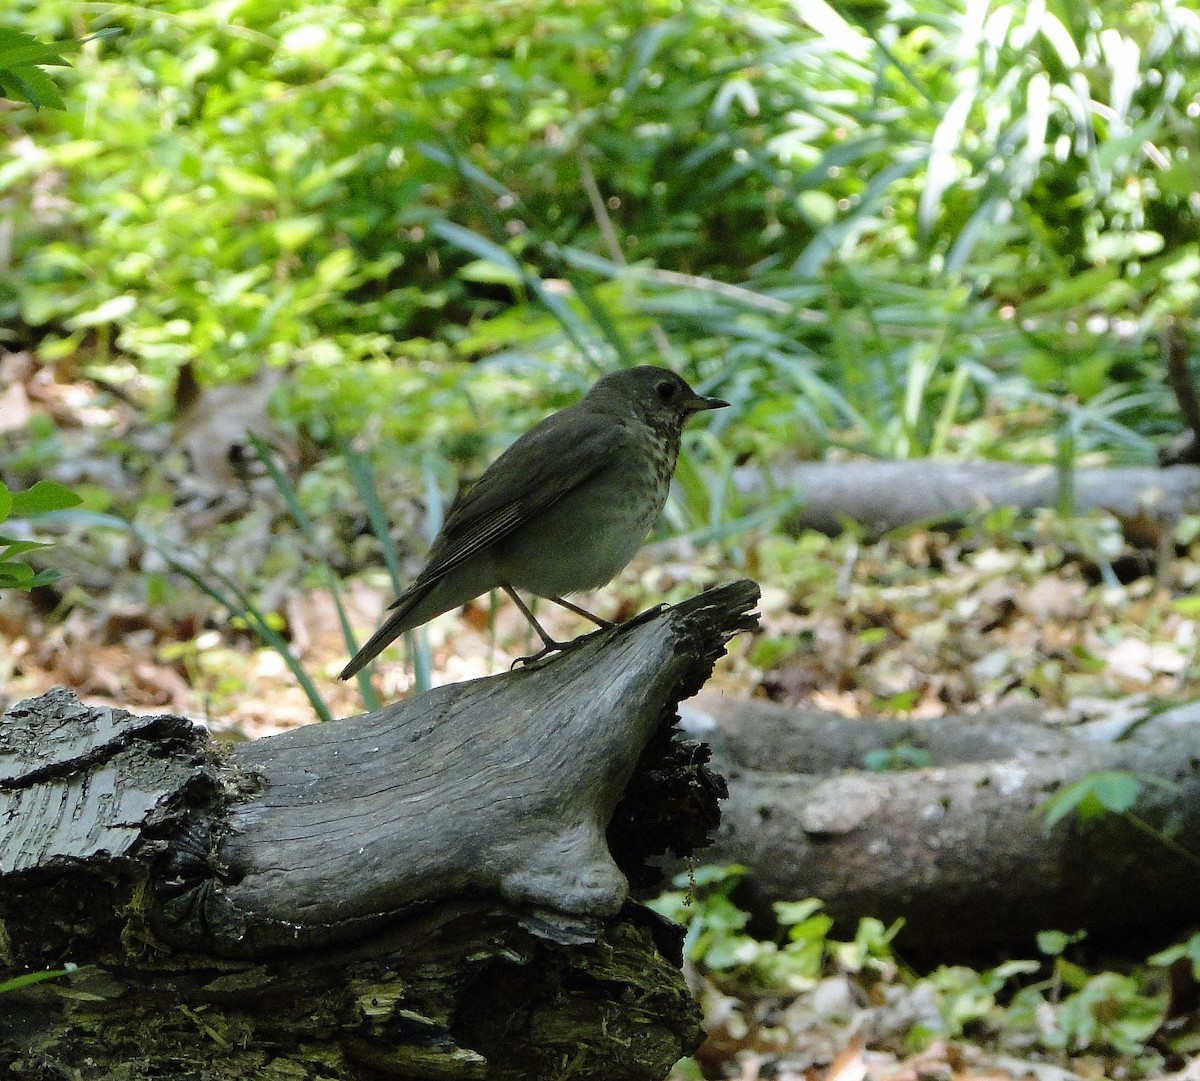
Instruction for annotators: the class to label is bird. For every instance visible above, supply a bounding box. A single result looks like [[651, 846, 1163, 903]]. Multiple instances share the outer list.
[[339, 366, 729, 678]]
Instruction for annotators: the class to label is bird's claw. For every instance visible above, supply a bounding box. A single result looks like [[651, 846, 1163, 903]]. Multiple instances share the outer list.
[[511, 631, 602, 669], [511, 642, 568, 670]]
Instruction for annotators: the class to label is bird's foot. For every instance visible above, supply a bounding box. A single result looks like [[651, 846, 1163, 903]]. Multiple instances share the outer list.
[[510, 603, 672, 668], [510, 637, 576, 669]]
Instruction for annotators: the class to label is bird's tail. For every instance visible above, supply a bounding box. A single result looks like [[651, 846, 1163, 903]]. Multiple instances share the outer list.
[[338, 587, 432, 680], [339, 562, 498, 680]]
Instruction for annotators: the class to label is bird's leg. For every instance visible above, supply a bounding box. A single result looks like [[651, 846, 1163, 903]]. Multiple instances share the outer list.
[[502, 586, 567, 655], [504, 589, 618, 668], [548, 596, 614, 629], [554, 594, 670, 633]]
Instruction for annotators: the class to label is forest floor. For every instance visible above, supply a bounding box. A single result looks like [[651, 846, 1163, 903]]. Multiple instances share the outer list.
[[3, 359, 1200, 1080]]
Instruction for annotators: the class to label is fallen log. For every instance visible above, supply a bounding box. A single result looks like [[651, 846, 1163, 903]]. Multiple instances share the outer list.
[[737, 460, 1200, 543], [0, 580, 758, 1081], [685, 695, 1200, 958]]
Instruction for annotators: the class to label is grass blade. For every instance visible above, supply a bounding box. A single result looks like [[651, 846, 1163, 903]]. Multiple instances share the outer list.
[[58, 510, 334, 723], [247, 433, 379, 713]]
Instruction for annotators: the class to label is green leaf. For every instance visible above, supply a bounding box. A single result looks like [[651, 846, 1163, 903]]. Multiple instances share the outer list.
[[217, 166, 277, 201], [0, 65, 65, 110], [23, 568, 62, 589], [0, 565, 62, 590], [774, 899, 824, 927], [458, 258, 523, 290], [0, 29, 75, 69], [0, 28, 79, 110], [431, 221, 521, 275], [273, 215, 323, 251], [0, 539, 51, 558], [1020, 265, 1121, 314], [0, 561, 35, 587], [1150, 932, 1200, 978], [1041, 771, 1143, 830], [0, 965, 76, 994], [863, 747, 894, 772], [314, 248, 354, 288], [65, 293, 136, 329], [686, 863, 745, 888], [1084, 771, 1143, 813], [10, 481, 82, 516], [1038, 929, 1086, 955], [246, 432, 379, 713]]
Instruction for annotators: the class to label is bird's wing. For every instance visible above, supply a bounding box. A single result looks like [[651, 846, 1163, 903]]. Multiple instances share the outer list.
[[397, 406, 631, 600]]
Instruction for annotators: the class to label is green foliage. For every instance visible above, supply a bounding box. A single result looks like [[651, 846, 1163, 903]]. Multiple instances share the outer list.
[[0, 479, 81, 590], [0, 27, 76, 109], [654, 867, 1181, 1066], [1041, 769, 1146, 827], [337, 435, 434, 692], [1040, 769, 1181, 828], [3, 0, 1197, 463], [1149, 931, 1200, 979], [924, 961, 1040, 1037], [0, 964, 77, 994], [649, 864, 901, 992], [931, 943, 1168, 1059], [1039, 769, 1200, 882], [246, 433, 381, 712], [1037, 928, 1088, 956], [1007, 970, 1167, 1056], [862, 741, 931, 771], [0, 25, 122, 108]]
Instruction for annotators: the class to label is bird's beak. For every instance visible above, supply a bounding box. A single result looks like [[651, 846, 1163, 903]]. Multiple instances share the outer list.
[[684, 392, 730, 414]]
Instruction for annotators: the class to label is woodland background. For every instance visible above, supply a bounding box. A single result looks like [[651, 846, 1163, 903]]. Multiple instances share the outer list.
[[3, 1, 1200, 1078]]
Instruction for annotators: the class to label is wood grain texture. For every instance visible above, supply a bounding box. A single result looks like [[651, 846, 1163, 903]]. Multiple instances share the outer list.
[[0, 582, 757, 1081], [180, 580, 758, 952], [0, 687, 210, 875]]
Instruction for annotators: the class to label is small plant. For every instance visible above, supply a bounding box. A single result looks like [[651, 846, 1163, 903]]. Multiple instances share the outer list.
[[0, 26, 76, 108], [653, 868, 1185, 1071], [1040, 770, 1200, 870], [0, 480, 80, 591], [862, 741, 932, 771], [648, 864, 903, 992], [1150, 931, 1200, 977], [0, 25, 119, 108]]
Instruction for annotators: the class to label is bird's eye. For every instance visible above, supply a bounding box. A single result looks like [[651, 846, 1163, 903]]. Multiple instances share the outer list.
[[655, 380, 676, 402]]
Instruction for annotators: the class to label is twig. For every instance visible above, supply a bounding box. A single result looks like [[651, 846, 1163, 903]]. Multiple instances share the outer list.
[[577, 150, 676, 359], [638, 267, 814, 317]]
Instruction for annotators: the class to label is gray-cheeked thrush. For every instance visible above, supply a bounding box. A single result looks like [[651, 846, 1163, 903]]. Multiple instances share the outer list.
[[340, 366, 729, 678]]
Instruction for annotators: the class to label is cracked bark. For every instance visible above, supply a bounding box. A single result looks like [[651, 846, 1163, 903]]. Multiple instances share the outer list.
[[0, 580, 758, 1081]]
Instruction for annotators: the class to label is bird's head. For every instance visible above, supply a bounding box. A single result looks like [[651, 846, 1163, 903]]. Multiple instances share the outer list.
[[586, 366, 729, 431]]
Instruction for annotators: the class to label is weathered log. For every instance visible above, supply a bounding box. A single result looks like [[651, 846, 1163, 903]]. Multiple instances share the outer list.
[[0, 580, 758, 1081], [736, 460, 1200, 542], [685, 695, 1200, 957]]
